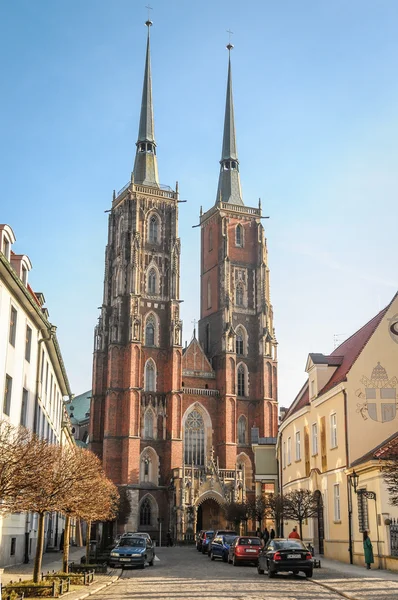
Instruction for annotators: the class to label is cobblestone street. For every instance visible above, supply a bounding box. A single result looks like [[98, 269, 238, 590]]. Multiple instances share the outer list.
[[92, 546, 343, 600]]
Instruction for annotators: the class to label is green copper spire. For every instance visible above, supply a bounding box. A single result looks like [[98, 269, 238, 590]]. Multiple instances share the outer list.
[[133, 20, 159, 187], [216, 44, 243, 205]]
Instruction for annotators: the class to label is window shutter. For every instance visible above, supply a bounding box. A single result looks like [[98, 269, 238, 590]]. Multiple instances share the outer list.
[[321, 417, 327, 472]]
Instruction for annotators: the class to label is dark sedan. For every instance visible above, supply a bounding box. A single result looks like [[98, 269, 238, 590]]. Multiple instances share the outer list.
[[109, 535, 154, 569], [201, 530, 215, 554], [258, 538, 313, 578]]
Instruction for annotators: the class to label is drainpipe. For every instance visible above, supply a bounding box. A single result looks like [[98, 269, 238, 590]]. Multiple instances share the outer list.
[[343, 389, 353, 564]]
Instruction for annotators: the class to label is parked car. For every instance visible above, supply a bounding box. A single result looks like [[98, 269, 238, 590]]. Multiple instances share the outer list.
[[121, 532, 155, 553], [196, 530, 206, 552], [209, 534, 237, 562], [201, 530, 215, 554], [207, 530, 237, 555], [109, 535, 155, 569], [228, 536, 262, 566], [257, 538, 313, 578]]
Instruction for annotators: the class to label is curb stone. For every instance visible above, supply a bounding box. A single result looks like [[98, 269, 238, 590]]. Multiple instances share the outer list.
[[63, 573, 121, 600]]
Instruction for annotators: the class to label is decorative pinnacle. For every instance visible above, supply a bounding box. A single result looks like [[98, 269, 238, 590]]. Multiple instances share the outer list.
[[226, 28, 234, 51], [227, 43, 234, 51]]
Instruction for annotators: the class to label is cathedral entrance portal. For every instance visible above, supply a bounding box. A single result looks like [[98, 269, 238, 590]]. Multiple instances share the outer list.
[[197, 498, 225, 532]]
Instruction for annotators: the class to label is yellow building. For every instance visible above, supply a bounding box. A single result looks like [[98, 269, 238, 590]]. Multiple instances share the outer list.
[[278, 293, 398, 569]]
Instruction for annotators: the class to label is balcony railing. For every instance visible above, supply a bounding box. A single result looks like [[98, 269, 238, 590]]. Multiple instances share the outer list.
[[182, 387, 219, 397], [116, 181, 176, 199]]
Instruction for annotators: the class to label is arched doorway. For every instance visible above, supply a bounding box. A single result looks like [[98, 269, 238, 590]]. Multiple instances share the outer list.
[[197, 498, 225, 532], [313, 490, 324, 555]]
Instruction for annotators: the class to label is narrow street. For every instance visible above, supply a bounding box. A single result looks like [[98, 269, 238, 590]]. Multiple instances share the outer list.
[[93, 546, 344, 600]]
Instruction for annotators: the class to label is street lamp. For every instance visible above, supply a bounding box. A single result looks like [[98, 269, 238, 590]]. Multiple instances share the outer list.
[[348, 470, 359, 493]]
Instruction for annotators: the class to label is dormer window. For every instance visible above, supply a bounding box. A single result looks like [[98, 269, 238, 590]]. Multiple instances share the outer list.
[[3, 237, 10, 260], [21, 265, 27, 285]]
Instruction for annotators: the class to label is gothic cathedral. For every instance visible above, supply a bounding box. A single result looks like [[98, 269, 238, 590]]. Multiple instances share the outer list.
[[90, 22, 278, 541]]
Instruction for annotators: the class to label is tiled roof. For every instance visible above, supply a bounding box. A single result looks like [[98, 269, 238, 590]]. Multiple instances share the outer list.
[[351, 431, 398, 467], [283, 295, 396, 421], [319, 305, 390, 395]]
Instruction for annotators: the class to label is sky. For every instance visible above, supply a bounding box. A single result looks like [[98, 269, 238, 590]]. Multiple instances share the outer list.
[[1, 0, 397, 407]]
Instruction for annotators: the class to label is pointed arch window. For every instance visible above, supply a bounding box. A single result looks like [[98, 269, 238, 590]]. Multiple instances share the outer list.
[[149, 215, 159, 244], [236, 224, 243, 247], [207, 278, 212, 309], [208, 227, 213, 251], [144, 410, 154, 439], [237, 364, 246, 397], [236, 284, 244, 307], [145, 317, 155, 346], [145, 360, 156, 392], [238, 415, 247, 444], [140, 498, 151, 526], [236, 329, 244, 355], [148, 269, 157, 295], [184, 409, 205, 466]]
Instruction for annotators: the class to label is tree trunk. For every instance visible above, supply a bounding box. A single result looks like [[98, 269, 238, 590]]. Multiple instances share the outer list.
[[299, 519, 303, 541], [86, 520, 92, 564], [33, 512, 46, 583], [62, 514, 71, 573]]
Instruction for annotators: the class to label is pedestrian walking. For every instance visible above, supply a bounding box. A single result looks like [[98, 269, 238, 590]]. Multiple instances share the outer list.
[[256, 527, 262, 539], [363, 530, 374, 569], [166, 530, 173, 547], [288, 527, 300, 539], [59, 529, 65, 551], [270, 528, 275, 540]]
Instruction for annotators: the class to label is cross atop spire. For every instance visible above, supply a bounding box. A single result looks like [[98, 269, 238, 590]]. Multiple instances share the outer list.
[[215, 41, 243, 205], [132, 18, 159, 187]]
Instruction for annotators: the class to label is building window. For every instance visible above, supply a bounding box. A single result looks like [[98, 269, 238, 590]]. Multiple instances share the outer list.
[[140, 498, 152, 526], [9, 306, 17, 347], [330, 413, 337, 448], [21, 265, 28, 285], [238, 415, 247, 444], [144, 410, 154, 439], [287, 437, 292, 465], [3, 237, 10, 260], [3, 375, 12, 416], [144, 360, 156, 392], [237, 364, 246, 397], [283, 441, 286, 469], [184, 409, 205, 466], [207, 278, 211, 309], [148, 269, 157, 295], [25, 325, 32, 362], [333, 484, 341, 521], [312, 423, 318, 455], [208, 227, 213, 251], [236, 329, 244, 355], [295, 431, 301, 461], [21, 388, 28, 427], [310, 379, 315, 398], [236, 224, 243, 247], [148, 215, 159, 244], [236, 284, 244, 307], [145, 318, 155, 346], [10, 537, 16, 556]]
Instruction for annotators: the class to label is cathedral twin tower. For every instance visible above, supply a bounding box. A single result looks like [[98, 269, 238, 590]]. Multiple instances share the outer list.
[[90, 21, 278, 537]]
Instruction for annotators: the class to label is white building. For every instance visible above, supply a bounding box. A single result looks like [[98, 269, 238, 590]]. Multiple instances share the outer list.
[[0, 224, 73, 567]]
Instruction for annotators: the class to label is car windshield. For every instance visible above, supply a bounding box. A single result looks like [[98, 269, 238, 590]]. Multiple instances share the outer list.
[[223, 535, 237, 544], [273, 540, 305, 550], [119, 537, 145, 547], [238, 538, 261, 546]]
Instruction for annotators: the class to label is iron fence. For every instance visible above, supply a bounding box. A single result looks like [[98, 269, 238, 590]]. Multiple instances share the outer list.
[[390, 518, 398, 557]]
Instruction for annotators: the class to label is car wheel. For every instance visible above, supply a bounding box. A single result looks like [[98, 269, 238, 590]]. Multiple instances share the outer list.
[[233, 555, 239, 566], [210, 551, 215, 561], [202, 547, 206, 554], [257, 564, 264, 575], [306, 569, 313, 578], [222, 552, 228, 563], [140, 564, 145, 569], [267, 562, 275, 578], [228, 555, 232, 564], [292, 570, 298, 575]]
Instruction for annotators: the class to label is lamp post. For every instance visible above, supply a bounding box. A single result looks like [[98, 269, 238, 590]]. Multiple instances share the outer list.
[[157, 517, 164, 548], [347, 470, 359, 564], [348, 470, 380, 568]]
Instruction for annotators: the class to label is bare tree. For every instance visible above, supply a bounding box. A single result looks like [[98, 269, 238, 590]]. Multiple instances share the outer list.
[[246, 495, 268, 530], [78, 476, 119, 563], [283, 489, 319, 540], [0, 420, 49, 513], [60, 447, 116, 572], [266, 494, 285, 537], [223, 501, 248, 531]]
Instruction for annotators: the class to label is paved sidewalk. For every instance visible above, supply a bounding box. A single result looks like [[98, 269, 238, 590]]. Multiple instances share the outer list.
[[312, 556, 398, 599], [2, 547, 121, 600]]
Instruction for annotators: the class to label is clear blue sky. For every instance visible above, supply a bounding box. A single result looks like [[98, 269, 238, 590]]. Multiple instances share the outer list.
[[1, 0, 397, 407]]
